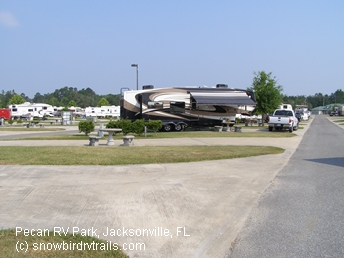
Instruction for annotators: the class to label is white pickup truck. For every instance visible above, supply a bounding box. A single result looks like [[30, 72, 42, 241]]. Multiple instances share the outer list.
[[267, 109, 299, 132]]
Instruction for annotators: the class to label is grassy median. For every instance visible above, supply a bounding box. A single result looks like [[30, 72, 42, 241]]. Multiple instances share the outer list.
[[0, 229, 129, 258], [0, 145, 284, 165], [1, 130, 296, 141]]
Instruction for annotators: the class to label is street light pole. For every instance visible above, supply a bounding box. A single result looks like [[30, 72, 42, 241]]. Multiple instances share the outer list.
[[131, 64, 138, 90]]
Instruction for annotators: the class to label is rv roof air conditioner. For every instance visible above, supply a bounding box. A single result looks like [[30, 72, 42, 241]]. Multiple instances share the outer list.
[[216, 84, 228, 88], [142, 85, 154, 90]]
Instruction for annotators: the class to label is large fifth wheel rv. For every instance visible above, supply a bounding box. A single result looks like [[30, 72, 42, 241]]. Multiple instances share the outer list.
[[120, 84, 256, 131], [9, 102, 54, 119]]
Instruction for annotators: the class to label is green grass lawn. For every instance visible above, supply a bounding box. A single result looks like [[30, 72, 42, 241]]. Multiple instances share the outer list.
[[0, 124, 292, 165], [0, 127, 65, 132], [0, 229, 129, 258], [2, 130, 296, 141], [0, 145, 284, 165]]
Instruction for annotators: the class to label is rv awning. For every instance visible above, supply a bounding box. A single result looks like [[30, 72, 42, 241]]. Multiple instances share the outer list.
[[190, 91, 256, 106]]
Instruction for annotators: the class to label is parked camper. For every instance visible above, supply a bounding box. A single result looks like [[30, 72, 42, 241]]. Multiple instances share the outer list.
[[280, 104, 293, 110], [68, 106, 85, 117], [9, 102, 54, 119], [0, 108, 12, 120], [337, 105, 344, 116], [85, 106, 120, 118], [295, 105, 309, 112], [120, 85, 256, 131]]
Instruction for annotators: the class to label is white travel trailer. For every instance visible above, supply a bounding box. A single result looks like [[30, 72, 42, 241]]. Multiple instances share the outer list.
[[280, 104, 293, 110], [53, 106, 85, 117], [9, 102, 54, 119], [85, 105, 120, 118], [67, 106, 85, 117], [120, 84, 256, 131]]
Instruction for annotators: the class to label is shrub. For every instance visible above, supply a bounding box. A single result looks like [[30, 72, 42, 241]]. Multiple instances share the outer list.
[[106, 120, 120, 129], [78, 120, 95, 135], [7, 119, 14, 125], [117, 119, 132, 135], [105, 115, 116, 120], [17, 119, 23, 124], [132, 119, 145, 135], [106, 119, 161, 136], [107, 119, 135, 135], [146, 120, 162, 136]]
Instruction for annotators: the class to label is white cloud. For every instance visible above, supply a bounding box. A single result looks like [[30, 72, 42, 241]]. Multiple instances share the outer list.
[[0, 11, 20, 28]]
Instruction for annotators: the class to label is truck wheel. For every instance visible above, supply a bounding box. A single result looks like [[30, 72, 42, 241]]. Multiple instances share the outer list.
[[163, 124, 172, 132], [293, 124, 298, 131], [174, 124, 182, 131], [289, 126, 293, 133], [268, 127, 273, 131]]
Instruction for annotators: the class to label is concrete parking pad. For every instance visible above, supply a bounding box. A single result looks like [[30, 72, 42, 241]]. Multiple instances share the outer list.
[[0, 122, 312, 257]]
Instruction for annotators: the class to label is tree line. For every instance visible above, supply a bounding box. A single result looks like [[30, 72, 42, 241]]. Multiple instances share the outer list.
[[0, 87, 120, 108], [1, 80, 343, 109]]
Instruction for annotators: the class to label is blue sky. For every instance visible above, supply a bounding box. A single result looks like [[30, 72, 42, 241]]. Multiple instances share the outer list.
[[1, 0, 343, 98]]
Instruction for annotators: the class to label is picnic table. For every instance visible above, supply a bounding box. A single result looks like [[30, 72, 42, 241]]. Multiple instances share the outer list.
[[222, 121, 235, 132], [99, 128, 122, 146]]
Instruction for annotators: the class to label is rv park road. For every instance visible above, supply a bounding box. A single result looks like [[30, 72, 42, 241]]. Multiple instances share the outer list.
[[0, 116, 342, 257]]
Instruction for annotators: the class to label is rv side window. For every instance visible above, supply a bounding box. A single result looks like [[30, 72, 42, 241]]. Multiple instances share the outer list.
[[170, 102, 185, 114], [43, 107, 47, 110], [12, 108, 17, 112], [148, 102, 163, 108], [28, 109, 33, 112]]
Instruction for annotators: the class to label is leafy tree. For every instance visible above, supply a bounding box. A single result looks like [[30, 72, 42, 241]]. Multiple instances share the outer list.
[[79, 87, 96, 96], [61, 97, 69, 106], [33, 92, 44, 103], [78, 120, 95, 135], [248, 71, 283, 125], [330, 89, 344, 104], [8, 94, 25, 105], [68, 100, 77, 107], [46, 97, 61, 107], [97, 97, 110, 107], [307, 93, 329, 107], [4, 90, 15, 105], [20, 93, 30, 102], [3, 90, 15, 107], [102, 94, 120, 106]]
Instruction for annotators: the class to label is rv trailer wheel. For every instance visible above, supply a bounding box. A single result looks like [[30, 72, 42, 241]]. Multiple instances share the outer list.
[[174, 124, 182, 131], [163, 124, 172, 132]]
